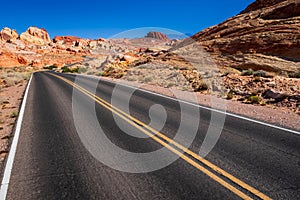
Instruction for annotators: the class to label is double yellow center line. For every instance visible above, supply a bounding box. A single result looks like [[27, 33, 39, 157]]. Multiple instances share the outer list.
[[49, 73, 271, 200]]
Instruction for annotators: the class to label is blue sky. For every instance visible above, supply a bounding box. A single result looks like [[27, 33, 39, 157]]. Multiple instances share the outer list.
[[0, 0, 254, 39]]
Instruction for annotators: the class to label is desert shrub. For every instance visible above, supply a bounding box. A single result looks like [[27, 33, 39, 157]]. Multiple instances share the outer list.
[[43, 65, 58, 70], [61, 66, 72, 73], [254, 77, 261, 82], [61, 66, 80, 73], [72, 67, 79, 73], [288, 70, 300, 78], [19, 72, 31, 80], [241, 69, 254, 76], [167, 82, 175, 88], [116, 73, 124, 78], [0, 97, 9, 105], [260, 101, 267, 106], [78, 67, 88, 74], [278, 71, 289, 77], [127, 77, 137, 82], [144, 76, 153, 83], [1, 72, 30, 86], [248, 95, 261, 104], [11, 111, 18, 118], [199, 81, 209, 90], [195, 81, 209, 91], [4, 77, 18, 86], [93, 72, 103, 76], [253, 70, 267, 77], [226, 92, 234, 99], [251, 91, 259, 96]]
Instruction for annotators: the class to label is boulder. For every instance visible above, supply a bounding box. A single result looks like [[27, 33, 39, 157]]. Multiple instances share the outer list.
[[97, 38, 106, 42], [53, 36, 72, 44], [0, 27, 18, 42], [53, 36, 88, 47], [88, 40, 98, 49], [262, 89, 288, 101], [20, 27, 51, 45]]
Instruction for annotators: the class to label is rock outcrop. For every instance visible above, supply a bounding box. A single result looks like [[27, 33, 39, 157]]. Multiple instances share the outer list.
[[174, 0, 300, 72], [0, 26, 88, 67], [145, 32, 170, 41], [20, 27, 51, 45], [241, 0, 287, 13], [53, 36, 89, 47], [0, 27, 18, 42]]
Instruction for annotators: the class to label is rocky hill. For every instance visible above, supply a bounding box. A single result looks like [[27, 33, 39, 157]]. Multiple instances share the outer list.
[[0, 26, 108, 68], [240, 0, 288, 13], [145, 32, 170, 41], [174, 0, 300, 73], [20, 27, 51, 45]]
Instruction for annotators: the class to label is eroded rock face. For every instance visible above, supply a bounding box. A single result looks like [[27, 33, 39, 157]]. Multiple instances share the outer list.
[[0, 27, 18, 42], [54, 36, 79, 45], [241, 0, 287, 13], [20, 27, 51, 45], [175, 0, 300, 72], [145, 32, 170, 41]]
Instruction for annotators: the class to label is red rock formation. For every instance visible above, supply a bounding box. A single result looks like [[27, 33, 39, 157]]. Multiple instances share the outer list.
[[53, 36, 80, 44], [17, 56, 28, 65], [241, 0, 287, 13], [0, 27, 89, 68], [145, 32, 170, 41], [0, 27, 18, 42], [97, 38, 106, 42], [0, 50, 24, 67], [20, 27, 51, 45], [53, 36, 89, 47], [174, 0, 300, 71]]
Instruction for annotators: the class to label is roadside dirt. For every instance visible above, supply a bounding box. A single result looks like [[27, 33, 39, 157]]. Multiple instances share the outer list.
[[98, 75, 300, 131], [0, 82, 27, 163]]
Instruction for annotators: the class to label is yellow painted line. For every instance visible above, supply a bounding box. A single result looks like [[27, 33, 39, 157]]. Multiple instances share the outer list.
[[50, 73, 271, 200]]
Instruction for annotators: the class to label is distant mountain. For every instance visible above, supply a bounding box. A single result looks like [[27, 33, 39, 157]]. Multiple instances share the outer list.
[[145, 31, 170, 41]]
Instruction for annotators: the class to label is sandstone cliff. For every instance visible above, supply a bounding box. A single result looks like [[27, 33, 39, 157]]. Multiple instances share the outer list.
[[174, 0, 300, 73], [241, 0, 287, 13]]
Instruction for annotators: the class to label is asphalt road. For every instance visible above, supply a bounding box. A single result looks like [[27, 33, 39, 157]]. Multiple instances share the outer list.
[[2, 71, 300, 199]]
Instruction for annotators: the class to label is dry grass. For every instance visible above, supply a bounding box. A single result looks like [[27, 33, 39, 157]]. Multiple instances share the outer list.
[[0, 67, 32, 87]]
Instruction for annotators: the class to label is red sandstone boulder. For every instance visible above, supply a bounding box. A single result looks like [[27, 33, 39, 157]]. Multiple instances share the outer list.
[[0, 27, 18, 42], [20, 27, 51, 45]]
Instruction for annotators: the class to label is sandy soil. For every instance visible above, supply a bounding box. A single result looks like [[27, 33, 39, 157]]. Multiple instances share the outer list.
[[0, 83, 27, 163]]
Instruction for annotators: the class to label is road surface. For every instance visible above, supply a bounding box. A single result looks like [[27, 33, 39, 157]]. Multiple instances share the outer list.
[[1, 72, 300, 199]]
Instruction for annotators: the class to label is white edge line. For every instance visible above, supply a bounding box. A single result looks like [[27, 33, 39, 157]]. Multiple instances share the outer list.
[[73, 73, 300, 135], [0, 73, 33, 200]]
